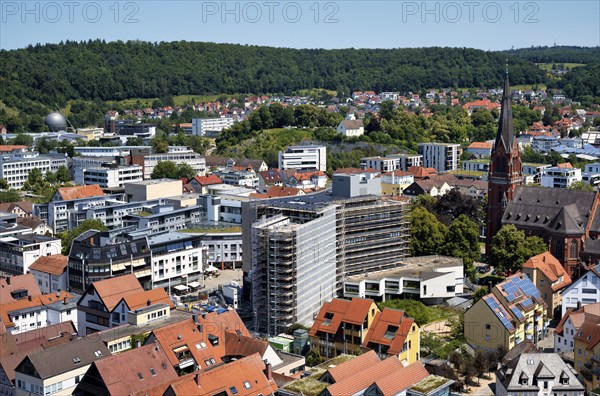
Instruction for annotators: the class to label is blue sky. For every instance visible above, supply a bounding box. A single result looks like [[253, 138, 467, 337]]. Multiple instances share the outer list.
[[1, 1, 599, 50]]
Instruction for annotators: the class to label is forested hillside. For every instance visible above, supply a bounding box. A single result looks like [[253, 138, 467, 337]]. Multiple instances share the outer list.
[[504, 46, 600, 64], [1, 40, 545, 110]]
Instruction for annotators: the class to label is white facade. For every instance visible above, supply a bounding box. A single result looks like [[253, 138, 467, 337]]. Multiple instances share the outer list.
[[200, 234, 243, 269], [462, 160, 490, 173], [388, 154, 423, 171], [554, 314, 579, 353], [30, 269, 68, 294], [343, 258, 464, 303], [214, 170, 259, 188], [142, 151, 206, 179], [147, 233, 205, 290], [417, 143, 460, 172], [379, 172, 414, 186], [192, 117, 235, 136], [0, 153, 68, 190], [337, 120, 365, 137], [278, 146, 327, 172], [77, 166, 143, 188], [585, 162, 600, 174], [0, 235, 62, 275], [5, 296, 78, 335], [561, 267, 600, 316], [361, 157, 398, 173], [541, 167, 582, 189], [532, 136, 560, 153]]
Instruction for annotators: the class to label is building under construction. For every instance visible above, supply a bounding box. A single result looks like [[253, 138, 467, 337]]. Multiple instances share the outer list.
[[243, 172, 411, 335]]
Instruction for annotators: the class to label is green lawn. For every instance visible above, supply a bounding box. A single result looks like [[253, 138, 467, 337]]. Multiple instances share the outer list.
[[537, 63, 586, 71], [378, 299, 456, 326]]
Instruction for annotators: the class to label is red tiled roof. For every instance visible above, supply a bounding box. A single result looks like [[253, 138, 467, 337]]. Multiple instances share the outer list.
[[309, 298, 375, 336], [0, 145, 28, 152], [467, 141, 493, 149], [121, 288, 174, 311], [87, 344, 179, 395], [162, 353, 277, 396], [88, 274, 144, 312], [382, 170, 413, 177], [522, 251, 572, 291], [28, 254, 67, 276], [362, 308, 416, 355], [325, 356, 406, 396], [574, 315, 600, 350], [334, 167, 380, 175], [325, 350, 381, 383], [374, 361, 430, 395], [250, 186, 303, 198], [0, 291, 73, 328], [56, 184, 104, 201], [0, 274, 42, 304], [407, 166, 437, 179]]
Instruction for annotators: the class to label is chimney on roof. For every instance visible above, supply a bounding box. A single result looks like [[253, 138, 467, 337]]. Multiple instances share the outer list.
[[147, 299, 151, 306], [56, 290, 60, 298], [577, 301, 582, 311], [6, 277, 10, 285], [28, 295, 32, 301], [195, 372, 201, 387], [264, 360, 273, 381], [154, 339, 160, 352], [63, 297, 68, 305]]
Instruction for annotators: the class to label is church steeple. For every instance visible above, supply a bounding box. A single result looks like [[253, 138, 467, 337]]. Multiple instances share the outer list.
[[486, 68, 523, 255], [495, 73, 516, 154]]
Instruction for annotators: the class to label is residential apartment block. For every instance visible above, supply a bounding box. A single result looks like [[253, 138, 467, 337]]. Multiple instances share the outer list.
[[380, 170, 414, 196], [137, 150, 206, 179], [278, 145, 327, 172], [360, 156, 398, 173], [561, 265, 600, 316], [0, 152, 69, 190], [342, 255, 464, 304], [573, 312, 600, 392], [27, 254, 68, 294], [465, 273, 547, 351], [388, 153, 423, 171], [521, 251, 572, 318], [554, 302, 600, 354], [0, 234, 62, 276], [76, 165, 143, 188], [192, 117, 236, 136], [417, 143, 460, 172], [309, 298, 420, 364], [541, 165, 582, 188]]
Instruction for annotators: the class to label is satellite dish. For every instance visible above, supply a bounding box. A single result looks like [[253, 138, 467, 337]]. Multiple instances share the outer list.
[[45, 112, 68, 132]]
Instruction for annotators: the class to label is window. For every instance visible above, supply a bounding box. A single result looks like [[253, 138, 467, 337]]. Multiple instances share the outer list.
[[544, 381, 548, 389], [570, 240, 578, 259], [150, 368, 156, 376], [230, 386, 238, 394], [137, 372, 144, 380], [244, 381, 252, 389]]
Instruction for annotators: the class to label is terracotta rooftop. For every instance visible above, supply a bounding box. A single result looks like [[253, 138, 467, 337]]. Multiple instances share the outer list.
[[467, 141, 493, 149], [522, 251, 572, 291], [574, 314, 600, 350], [85, 274, 144, 312], [362, 308, 416, 356], [191, 174, 223, 186], [0, 274, 42, 303], [373, 361, 430, 395], [0, 291, 74, 328], [0, 145, 28, 152], [0, 201, 33, 214], [325, 356, 407, 396], [250, 186, 303, 198], [325, 350, 381, 383], [56, 184, 105, 201], [28, 254, 68, 276], [333, 167, 380, 175], [121, 288, 174, 311], [78, 344, 179, 395], [310, 298, 375, 336]]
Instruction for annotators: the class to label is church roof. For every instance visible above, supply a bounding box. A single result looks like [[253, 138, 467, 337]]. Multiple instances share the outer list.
[[494, 75, 517, 153], [503, 186, 596, 235]]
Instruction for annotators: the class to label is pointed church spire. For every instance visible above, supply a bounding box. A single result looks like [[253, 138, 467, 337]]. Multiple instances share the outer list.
[[495, 67, 516, 153]]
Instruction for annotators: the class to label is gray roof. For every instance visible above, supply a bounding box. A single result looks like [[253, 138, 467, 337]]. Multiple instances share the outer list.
[[503, 186, 596, 235], [17, 334, 110, 379], [500, 353, 584, 392]]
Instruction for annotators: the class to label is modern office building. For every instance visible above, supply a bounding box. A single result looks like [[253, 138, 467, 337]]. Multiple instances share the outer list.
[[77, 165, 144, 188], [0, 152, 69, 190], [417, 143, 460, 172], [540, 165, 582, 188], [138, 150, 206, 179], [388, 153, 423, 171], [192, 117, 236, 136], [360, 156, 398, 173], [278, 145, 327, 172]]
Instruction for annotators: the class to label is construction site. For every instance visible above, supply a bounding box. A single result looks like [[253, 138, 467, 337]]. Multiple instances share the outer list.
[[243, 173, 411, 335]]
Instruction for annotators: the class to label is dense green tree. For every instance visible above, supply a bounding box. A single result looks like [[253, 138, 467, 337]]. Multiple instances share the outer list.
[[176, 163, 197, 180], [568, 181, 594, 191], [126, 136, 144, 145], [411, 206, 448, 256], [55, 166, 71, 183], [490, 225, 547, 273], [12, 134, 33, 147], [442, 215, 480, 277], [152, 138, 169, 153], [472, 287, 489, 303], [151, 161, 178, 179], [0, 190, 21, 202], [0, 179, 9, 190]]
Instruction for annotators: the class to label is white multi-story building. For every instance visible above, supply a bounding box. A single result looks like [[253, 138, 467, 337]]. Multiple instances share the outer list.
[[192, 117, 235, 136], [554, 302, 600, 353], [388, 153, 423, 171], [2, 291, 78, 335], [76, 166, 144, 188], [278, 145, 327, 172], [532, 136, 560, 153], [0, 234, 62, 276], [342, 255, 464, 304], [561, 265, 600, 316], [418, 143, 460, 172], [214, 169, 259, 188], [379, 92, 399, 101], [541, 166, 582, 188], [142, 150, 206, 179], [462, 159, 490, 173], [0, 152, 69, 190], [585, 162, 600, 175], [522, 163, 552, 185], [360, 156, 398, 173], [147, 232, 205, 290]]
